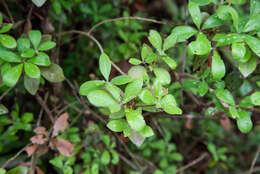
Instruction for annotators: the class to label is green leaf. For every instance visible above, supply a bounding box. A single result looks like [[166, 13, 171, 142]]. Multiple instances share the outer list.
[[213, 33, 243, 47], [28, 52, 51, 66], [160, 94, 182, 115], [29, 30, 42, 48], [111, 75, 132, 85], [141, 44, 153, 61], [202, 14, 224, 30], [125, 108, 146, 131], [3, 64, 23, 87], [239, 96, 254, 108], [153, 67, 171, 85], [215, 88, 235, 105], [188, 1, 202, 29], [0, 168, 6, 174], [79, 80, 105, 96], [198, 81, 209, 96], [99, 53, 111, 81], [216, 6, 239, 31], [40, 63, 65, 83], [107, 119, 127, 132], [212, 50, 225, 80], [0, 24, 13, 34], [148, 30, 162, 51], [32, 0, 47, 7], [163, 32, 177, 51], [250, 92, 260, 106], [38, 41, 56, 51], [244, 35, 260, 57], [129, 129, 145, 146], [0, 34, 16, 49], [0, 49, 21, 63], [139, 89, 155, 105], [237, 110, 252, 133], [229, 106, 239, 118], [169, 152, 183, 161], [123, 79, 143, 103], [105, 83, 121, 102], [129, 58, 142, 65], [17, 38, 30, 52], [190, 0, 212, 6], [24, 62, 40, 79], [139, 125, 154, 138], [24, 75, 40, 95], [87, 90, 120, 111], [188, 32, 211, 55], [250, 0, 260, 16], [101, 150, 110, 165], [238, 56, 257, 78], [21, 112, 34, 123], [162, 56, 177, 70], [128, 66, 147, 80], [0, 13, 3, 25], [0, 104, 8, 115], [243, 14, 260, 32], [171, 26, 197, 42], [6, 167, 28, 174], [21, 48, 35, 58], [232, 42, 246, 60]]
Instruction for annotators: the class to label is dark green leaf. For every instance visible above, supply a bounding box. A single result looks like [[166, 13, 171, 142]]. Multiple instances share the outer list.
[[198, 81, 209, 96], [188, 1, 202, 29], [232, 42, 246, 60], [17, 38, 30, 52], [163, 32, 177, 51], [0, 24, 13, 34], [244, 35, 260, 57], [24, 75, 40, 95], [188, 32, 211, 55], [6, 167, 28, 174], [0, 104, 8, 115], [243, 14, 260, 32], [171, 26, 197, 42], [101, 150, 110, 165], [40, 63, 65, 83], [216, 6, 239, 31], [162, 56, 177, 70], [0, 49, 21, 63], [238, 56, 257, 77], [202, 14, 224, 30]]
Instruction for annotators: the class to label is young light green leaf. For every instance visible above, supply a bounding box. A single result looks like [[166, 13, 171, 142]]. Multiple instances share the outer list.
[[171, 26, 197, 42], [38, 41, 56, 51], [141, 44, 153, 61], [105, 83, 121, 102], [99, 53, 111, 81], [160, 94, 182, 115], [29, 30, 42, 48], [237, 110, 252, 133], [123, 79, 143, 103], [212, 50, 225, 80], [238, 56, 257, 77], [188, 32, 211, 55], [250, 92, 260, 106], [202, 14, 224, 30], [244, 35, 260, 57], [32, 0, 47, 7], [3, 63, 23, 87], [163, 32, 177, 51], [215, 88, 235, 105], [125, 108, 146, 131], [139, 125, 154, 138], [28, 52, 51, 66], [40, 63, 65, 82], [216, 6, 239, 31], [107, 119, 127, 132], [229, 106, 239, 119], [0, 34, 17, 49], [188, 1, 202, 29], [111, 75, 132, 85], [153, 68, 171, 85], [24, 75, 40, 95], [139, 89, 155, 105], [162, 56, 177, 70], [0, 24, 13, 34], [148, 30, 162, 51], [128, 65, 147, 80], [198, 81, 209, 96], [101, 150, 110, 165], [6, 166, 28, 174], [243, 14, 260, 32], [24, 62, 40, 79], [232, 42, 246, 60], [79, 80, 105, 96], [0, 49, 21, 63], [129, 58, 142, 65]]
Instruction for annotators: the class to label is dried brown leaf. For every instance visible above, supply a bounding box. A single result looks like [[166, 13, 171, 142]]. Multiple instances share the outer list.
[[56, 138, 74, 157], [52, 112, 69, 137], [49, 138, 57, 150], [30, 134, 48, 145], [185, 118, 193, 129], [25, 145, 38, 157], [34, 126, 49, 136], [36, 145, 49, 158], [220, 115, 231, 131]]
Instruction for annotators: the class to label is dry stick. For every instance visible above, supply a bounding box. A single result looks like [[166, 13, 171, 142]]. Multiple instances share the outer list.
[[248, 145, 260, 174], [1, 0, 14, 23], [35, 93, 55, 124], [176, 152, 208, 173], [118, 153, 139, 171], [88, 16, 167, 35], [37, 92, 49, 126], [0, 85, 15, 101]]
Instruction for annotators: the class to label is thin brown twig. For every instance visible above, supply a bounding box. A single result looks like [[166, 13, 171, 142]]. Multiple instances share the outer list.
[[248, 145, 260, 174], [1, 0, 14, 23], [0, 85, 15, 101], [35, 93, 55, 124]]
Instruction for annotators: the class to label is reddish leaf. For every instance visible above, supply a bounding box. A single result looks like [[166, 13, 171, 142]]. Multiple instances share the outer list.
[[220, 115, 231, 131], [30, 134, 48, 145], [36, 167, 45, 174], [36, 145, 48, 158], [34, 127, 49, 136], [56, 138, 74, 157], [25, 145, 38, 157], [185, 118, 193, 129], [49, 138, 57, 150], [52, 112, 69, 137]]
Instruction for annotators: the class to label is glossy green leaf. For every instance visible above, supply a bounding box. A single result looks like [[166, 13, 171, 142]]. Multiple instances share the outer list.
[[17, 38, 30, 52], [123, 79, 143, 103], [0, 34, 16, 49], [24, 62, 40, 79], [21, 48, 35, 58], [101, 150, 110, 165], [40, 63, 65, 83], [213, 33, 243, 47], [160, 94, 182, 115], [24, 75, 40, 95], [188, 1, 202, 29], [139, 125, 154, 138], [111, 75, 132, 85], [125, 108, 146, 131], [38, 41, 56, 51], [232, 42, 246, 60], [237, 110, 252, 133], [3, 64, 23, 87], [239, 96, 254, 108], [0, 49, 21, 63], [238, 56, 257, 77], [171, 26, 197, 42], [216, 6, 239, 31], [28, 52, 51, 66], [0, 24, 13, 34], [215, 88, 235, 105], [0, 104, 8, 115], [202, 14, 224, 30], [153, 67, 171, 85], [139, 89, 155, 105], [6, 167, 28, 174], [79, 80, 105, 96], [21, 112, 34, 123], [198, 81, 209, 96], [243, 14, 260, 32], [244, 35, 260, 57], [250, 92, 260, 106], [99, 53, 111, 81], [29, 30, 42, 48], [229, 106, 239, 118], [148, 30, 162, 51], [32, 0, 47, 7], [141, 43, 153, 61], [188, 32, 211, 55], [107, 119, 127, 132], [212, 50, 225, 80], [163, 32, 177, 51], [129, 58, 142, 65], [162, 56, 177, 70]]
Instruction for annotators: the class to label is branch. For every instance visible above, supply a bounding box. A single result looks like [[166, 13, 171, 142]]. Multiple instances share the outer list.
[[35, 93, 54, 124], [248, 145, 260, 174], [0, 85, 15, 101]]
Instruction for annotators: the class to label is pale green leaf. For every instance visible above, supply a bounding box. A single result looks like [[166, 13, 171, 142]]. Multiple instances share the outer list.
[[0, 24, 13, 34], [232, 42, 246, 60], [162, 56, 177, 70], [139, 89, 155, 105], [238, 56, 257, 77], [0, 49, 21, 63], [128, 65, 146, 80], [32, 0, 47, 7], [129, 58, 142, 65], [123, 79, 143, 103], [99, 53, 111, 81], [111, 75, 132, 85], [188, 32, 211, 55], [38, 41, 56, 51], [28, 52, 51, 66], [148, 30, 162, 51], [171, 26, 197, 42], [24, 75, 40, 95], [79, 80, 105, 96], [153, 67, 171, 85], [163, 32, 177, 51], [101, 150, 110, 165], [244, 35, 260, 57], [125, 108, 146, 131], [105, 83, 121, 102], [243, 14, 260, 32], [107, 119, 127, 132], [216, 6, 239, 31], [139, 125, 154, 138], [198, 81, 209, 96], [202, 14, 224, 30]]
